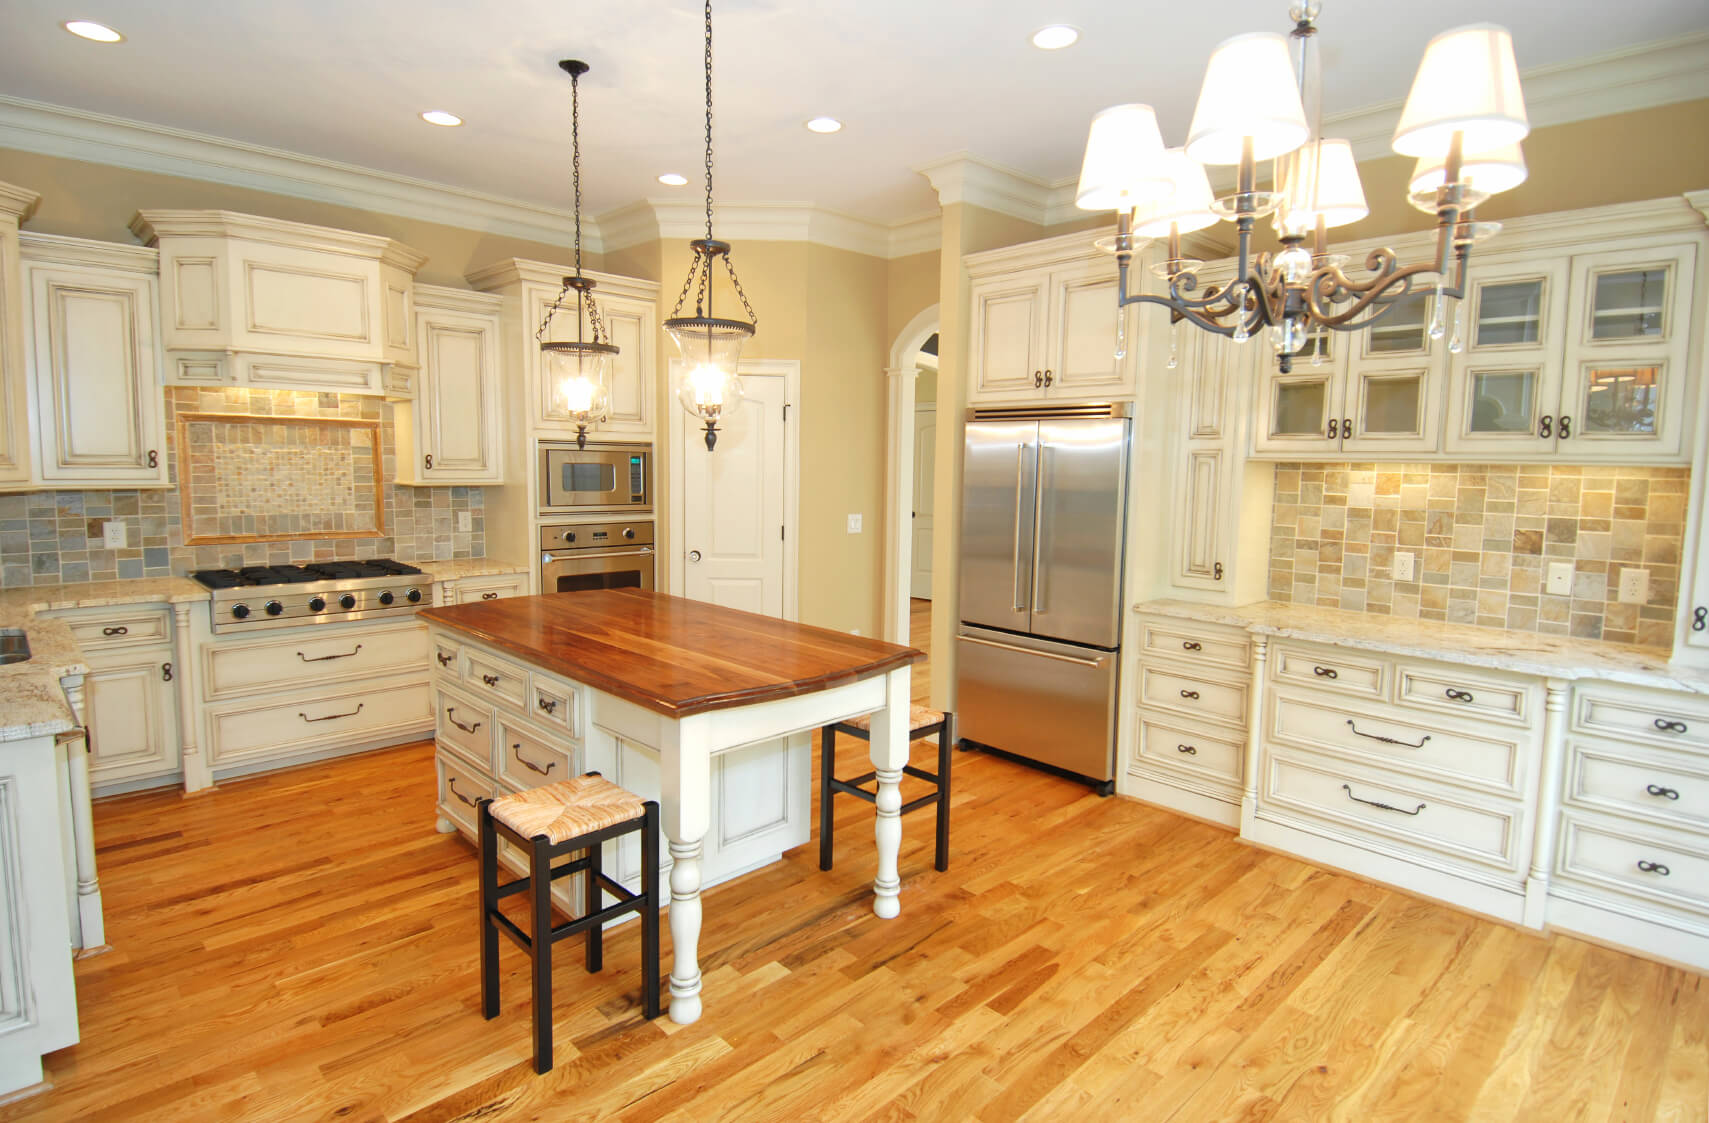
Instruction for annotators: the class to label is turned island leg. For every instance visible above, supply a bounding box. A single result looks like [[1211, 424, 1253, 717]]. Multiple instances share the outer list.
[[661, 716, 712, 1024], [868, 665, 911, 919]]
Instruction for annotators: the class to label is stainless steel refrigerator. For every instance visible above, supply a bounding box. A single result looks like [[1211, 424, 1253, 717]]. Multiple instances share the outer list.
[[956, 404, 1130, 792]]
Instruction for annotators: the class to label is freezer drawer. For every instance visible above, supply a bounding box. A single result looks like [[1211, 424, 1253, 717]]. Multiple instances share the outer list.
[[956, 626, 1117, 783]]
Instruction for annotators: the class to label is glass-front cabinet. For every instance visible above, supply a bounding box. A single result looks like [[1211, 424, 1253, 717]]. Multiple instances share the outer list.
[[1444, 258, 1568, 457]]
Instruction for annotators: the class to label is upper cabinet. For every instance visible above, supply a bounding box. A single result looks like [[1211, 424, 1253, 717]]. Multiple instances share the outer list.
[[0, 182, 40, 489], [394, 286, 504, 486], [966, 233, 1137, 405], [21, 235, 168, 487]]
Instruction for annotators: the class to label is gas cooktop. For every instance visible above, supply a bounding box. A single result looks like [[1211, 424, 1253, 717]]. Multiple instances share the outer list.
[[191, 559, 423, 589], [192, 559, 431, 632]]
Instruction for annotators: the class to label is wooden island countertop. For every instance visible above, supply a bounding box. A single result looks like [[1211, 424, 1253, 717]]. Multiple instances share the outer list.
[[418, 588, 924, 718]]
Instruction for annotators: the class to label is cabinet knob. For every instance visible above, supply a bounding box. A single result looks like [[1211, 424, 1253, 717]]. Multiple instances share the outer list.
[[1558, 415, 1572, 439], [1342, 417, 1352, 438], [1539, 415, 1553, 439], [1327, 418, 1339, 439], [1033, 370, 1043, 388], [424, 454, 433, 469], [1043, 369, 1054, 387]]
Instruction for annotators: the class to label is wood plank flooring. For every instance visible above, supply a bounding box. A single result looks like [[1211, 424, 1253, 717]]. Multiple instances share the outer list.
[[7, 599, 1704, 1121]]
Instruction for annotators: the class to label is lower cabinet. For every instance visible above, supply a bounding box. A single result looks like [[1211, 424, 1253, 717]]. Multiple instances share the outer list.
[[437, 570, 529, 605], [45, 605, 181, 793]]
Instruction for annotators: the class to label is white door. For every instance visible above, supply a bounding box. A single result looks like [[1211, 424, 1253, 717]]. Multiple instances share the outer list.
[[679, 371, 788, 616], [910, 403, 936, 599]]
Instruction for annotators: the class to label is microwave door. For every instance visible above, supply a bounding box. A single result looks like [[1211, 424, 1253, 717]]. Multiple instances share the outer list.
[[957, 420, 1037, 634], [1028, 417, 1129, 648]]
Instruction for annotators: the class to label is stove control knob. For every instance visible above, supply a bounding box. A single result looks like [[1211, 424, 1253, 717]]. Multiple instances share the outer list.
[[623, 527, 636, 540], [563, 531, 576, 543], [264, 600, 284, 617], [378, 590, 395, 606], [231, 603, 251, 619], [405, 588, 422, 603], [308, 596, 326, 612], [339, 593, 357, 610]]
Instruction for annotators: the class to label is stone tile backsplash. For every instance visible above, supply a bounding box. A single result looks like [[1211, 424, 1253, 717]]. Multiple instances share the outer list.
[[0, 388, 483, 587], [1268, 463, 1688, 647]]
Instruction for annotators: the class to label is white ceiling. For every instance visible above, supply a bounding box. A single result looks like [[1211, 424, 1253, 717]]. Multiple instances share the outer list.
[[1, 0, 1706, 227]]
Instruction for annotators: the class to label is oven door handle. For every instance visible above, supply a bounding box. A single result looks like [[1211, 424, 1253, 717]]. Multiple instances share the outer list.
[[541, 546, 654, 562]]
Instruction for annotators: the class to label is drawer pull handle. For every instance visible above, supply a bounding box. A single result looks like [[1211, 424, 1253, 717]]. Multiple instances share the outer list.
[[515, 745, 557, 776], [1636, 859, 1671, 877], [445, 707, 482, 735], [436, 652, 454, 667], [537, 696, 559, 715], [1646, 784, 1680, 800], [1182, 641, 1202, 652], [101, 625, 128, 637], [481, 673, 500, 687], [1654, 718, 1689, 734], [1313, 665, 1339, 680], [1694, 606, 1706, 632], [1342, 783, 1425, 817], [1177, 744, 1197, 755], [1444, 688, 1475, 703], [1346, 719, 1430, 749], [300, 704, 363, 723], [1179, 689, 1200, 700], [299, 644, 362, 663], [448, 777, 477, 808], [481, 592, 500, 600]]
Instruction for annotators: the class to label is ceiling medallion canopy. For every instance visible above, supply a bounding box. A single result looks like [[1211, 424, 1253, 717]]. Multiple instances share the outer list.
[[664, 0, 759, 452], [538, 58, 618, 451], [1078, 1, 1530, 373]]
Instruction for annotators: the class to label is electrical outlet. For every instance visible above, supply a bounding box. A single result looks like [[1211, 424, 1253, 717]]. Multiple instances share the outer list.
[[847, 513, 862, 534], [102, 521, 126, 549], [1393, 551, 1416, 582], [1618, 567, 1650, 605], [457, 510, 472, 533], [1546, 561, 1574, 596]]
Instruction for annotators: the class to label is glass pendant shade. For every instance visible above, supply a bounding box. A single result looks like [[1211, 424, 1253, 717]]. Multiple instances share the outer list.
[[668, 318, 750, 421], [1275, 138, 1368, 237], [1407, 143, 1527, 213], [1185, 32, 1310, 165], [543, 344, 613, 422], [1131, 148, 1219, 238], [1392, 24, 1528, 158], [1075, 104, 1172, 211]]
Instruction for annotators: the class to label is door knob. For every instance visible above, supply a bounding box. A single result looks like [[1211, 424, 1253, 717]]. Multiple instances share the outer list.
[[688, 550, 702, 563]]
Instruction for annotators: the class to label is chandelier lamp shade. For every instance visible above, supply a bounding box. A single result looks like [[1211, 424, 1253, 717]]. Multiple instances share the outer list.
[[1077, 1, 1530, 372], [664, 0, 758, 452], [537, 58, 618, 451]]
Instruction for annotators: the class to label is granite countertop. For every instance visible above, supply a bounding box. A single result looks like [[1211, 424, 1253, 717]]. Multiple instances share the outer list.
[[0, 577, 205, 744], [1135, 598, 1709, 695], [415, 559, 530, 582]]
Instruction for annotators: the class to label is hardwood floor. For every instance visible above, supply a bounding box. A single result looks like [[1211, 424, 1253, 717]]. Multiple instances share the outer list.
[[9, 605, 1704, 1121]]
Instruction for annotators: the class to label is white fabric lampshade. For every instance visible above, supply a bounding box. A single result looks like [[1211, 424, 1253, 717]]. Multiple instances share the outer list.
[[1132, 149, 1219, 238], [1392, 24, 1529, 158], [1408, 143, 1527, 196], [1185, 32, 1309, 165], [1076, 103, 1172, 211], [1276, 138, 1368, 235]]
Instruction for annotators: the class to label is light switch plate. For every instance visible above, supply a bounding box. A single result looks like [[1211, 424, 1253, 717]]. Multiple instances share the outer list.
[[102, 521, 126, 549], [1618, 567, 1650, 604], [1393, 551, 1416, 582], [847, 513, 862, 534], [1546, 561, 1574, 596], [457, 510, 472, 533]]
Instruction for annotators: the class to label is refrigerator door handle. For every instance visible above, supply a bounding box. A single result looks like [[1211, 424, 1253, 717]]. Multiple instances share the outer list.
[[959, 633, 1109, 669], [1031, 442, 1049, 614], [1011, 443, 1028, 611]]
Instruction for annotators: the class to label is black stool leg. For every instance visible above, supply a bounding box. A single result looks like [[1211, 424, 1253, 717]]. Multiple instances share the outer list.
[[935, 714, 953, 872], [529, 834, 554, 1075], [819, 725, 835, 871], [585, 842, 603, 974], [641, 802, 662, 1019], [478, 799, 500, 1020]]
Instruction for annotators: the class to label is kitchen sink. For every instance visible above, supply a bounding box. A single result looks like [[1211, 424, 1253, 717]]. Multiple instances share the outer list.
[[0, 629, 29, 666]]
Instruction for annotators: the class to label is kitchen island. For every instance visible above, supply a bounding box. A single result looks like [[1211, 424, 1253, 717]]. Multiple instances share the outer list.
[[419, 588, 923, 1024]]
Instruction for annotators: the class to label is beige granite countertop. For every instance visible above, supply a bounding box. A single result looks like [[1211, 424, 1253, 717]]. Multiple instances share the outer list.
[[0, 577, 205, 743], [415, 559, 530, 582], [1135, 598, 1709, 695]]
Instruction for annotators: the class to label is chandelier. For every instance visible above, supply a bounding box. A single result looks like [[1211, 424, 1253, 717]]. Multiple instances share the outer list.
[[664, 0, 758, 451], [1077, 2, 1530, 372], [537, 59, 617, 450]]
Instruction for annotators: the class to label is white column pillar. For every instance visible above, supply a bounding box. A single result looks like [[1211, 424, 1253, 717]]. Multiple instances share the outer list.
[[1239, 633, 1269, 835], [173, 602, 211, 792], [882, 365, 918, 645], [867, 664, 912, 918], [660, 714, 712, 1023], [1524, 677, 1569, 929]]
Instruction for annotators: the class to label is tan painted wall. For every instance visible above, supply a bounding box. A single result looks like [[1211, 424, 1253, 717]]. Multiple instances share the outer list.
[[886, 250, 941, 346], [0, 147, 597, 287]]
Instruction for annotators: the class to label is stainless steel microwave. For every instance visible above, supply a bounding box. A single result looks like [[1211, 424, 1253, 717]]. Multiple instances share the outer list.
[[538, 441, 651, 512]]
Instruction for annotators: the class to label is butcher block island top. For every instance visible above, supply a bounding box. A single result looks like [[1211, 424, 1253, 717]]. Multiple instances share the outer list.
[[418, 588, 923, 717]]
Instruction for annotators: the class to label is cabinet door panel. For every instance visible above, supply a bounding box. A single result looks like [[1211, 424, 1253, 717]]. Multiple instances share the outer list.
[[1049, 270, 1130, 394], [1174, 448, 1227, 588], [1254, 370, 1339, 455], [1341, 365, 1440, 456], [87, 654, 178, 784], [969, 276, 1046, 401], [1444, 258, 1569, 458], [417, 307, 501, 483]]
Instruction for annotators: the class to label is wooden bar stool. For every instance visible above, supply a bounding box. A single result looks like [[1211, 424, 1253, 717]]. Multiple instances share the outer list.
[[478, 773, 661, 1074], [821, 705, 954, 873]]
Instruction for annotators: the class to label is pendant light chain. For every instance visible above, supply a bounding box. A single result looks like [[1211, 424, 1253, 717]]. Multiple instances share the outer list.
[[703, 0, 714, 244], [572, 65, 584, 277], [535, 59, 608, 349]]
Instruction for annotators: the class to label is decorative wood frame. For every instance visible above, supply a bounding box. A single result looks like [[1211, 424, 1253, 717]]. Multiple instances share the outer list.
[[175, 411, 385, 545]]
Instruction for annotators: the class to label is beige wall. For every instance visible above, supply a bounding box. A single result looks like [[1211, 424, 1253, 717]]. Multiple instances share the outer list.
[[886, 250, 941, 347]]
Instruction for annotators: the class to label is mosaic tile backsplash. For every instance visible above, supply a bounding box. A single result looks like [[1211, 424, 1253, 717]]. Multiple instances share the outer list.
[[1268, 463, 1688, 648], [0, 388, 483, 587]]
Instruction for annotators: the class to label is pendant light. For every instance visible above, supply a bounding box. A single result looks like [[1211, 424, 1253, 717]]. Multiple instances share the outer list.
[[664, 0, 758, 452], [537, 58, 617, 450]]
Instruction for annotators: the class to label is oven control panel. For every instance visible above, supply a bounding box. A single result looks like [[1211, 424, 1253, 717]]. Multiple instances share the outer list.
[[538, 520, 656, 551]]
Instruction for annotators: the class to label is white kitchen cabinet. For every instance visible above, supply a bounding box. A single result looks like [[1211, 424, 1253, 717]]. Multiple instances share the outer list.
[[21, 237, 168, 487], [438, 570, 529, 605], [1170, 329, 1258, 593], [46, 605, 182, 792], [0, 183, 39, 489], [968, 273, 1046, 400], [1442, 257, 1570, 458], [395, 286, 504, 486]]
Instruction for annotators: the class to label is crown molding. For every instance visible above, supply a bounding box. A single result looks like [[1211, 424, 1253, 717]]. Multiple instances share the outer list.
[[464, 256, 661, 301], [596, 199, 939, 260], [916, 153, 1055, 225], [0, 181, 40, 223], [886, 214, 942, 258], [1685, 190, 1709, 228], [129, 208, 428, 271], [19, 230, 157, 272]]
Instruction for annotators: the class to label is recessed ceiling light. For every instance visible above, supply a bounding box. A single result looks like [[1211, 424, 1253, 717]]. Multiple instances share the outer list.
[[1031, 25, 1080, 50], [805, 116, 843, 134], [62, 19, 123, 42], [420, 110, 463, 127], [658, 173, 689, 186]]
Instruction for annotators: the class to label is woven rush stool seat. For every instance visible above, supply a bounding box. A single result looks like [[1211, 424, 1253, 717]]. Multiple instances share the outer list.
[[821, 706, 955, 873], [479, 772, 660, 1074]]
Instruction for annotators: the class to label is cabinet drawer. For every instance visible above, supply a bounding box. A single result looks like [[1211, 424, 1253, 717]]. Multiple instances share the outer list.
[[1394, 665, 1532, 727], [203, 622, 429, 699], [452, 575, 527, 604], [496, 718, 577, 791], [464, 647, 530, 709], [207, 676, 430, 769], [431, 638, 462, 675], [61, 606, 170, 650], [1264, 750, 1524, 872], [1269, 691, 1525, 795], [529, 676, 578, 734], [1564, 738, 1709, 833], [1573, 685, 1709, 753], [1138, 665, 1247, 727], [436, 752, 494, 836], [436, 685, 495, 770], [1271, 645, 1385, 697], [1134, 715, 1243, 785], [1558, 815, 1709, 914], [1138, 620, 1250, 674]]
